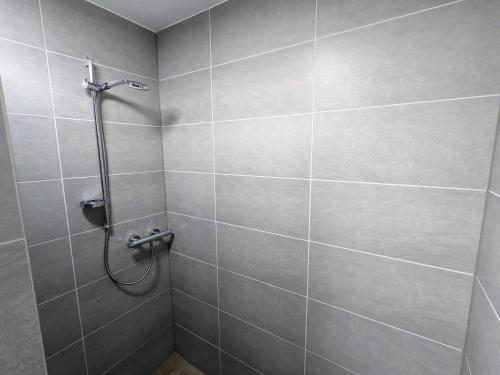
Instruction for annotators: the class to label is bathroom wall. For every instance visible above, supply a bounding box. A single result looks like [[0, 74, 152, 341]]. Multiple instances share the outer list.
[[0, 0, 173, 374], [461, 115, 500, 374], [0, 81, 47, 375], [158, 0, 500, 374]]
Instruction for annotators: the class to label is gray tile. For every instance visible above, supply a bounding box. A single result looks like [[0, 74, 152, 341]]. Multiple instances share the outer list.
[[28, 237, 74, 304], [317, 0, 451, 37], [460, 357, 472, 375], [163, 123, 213, 172], [315, 0, 500, 110], [72, 213, 168, 286], [219, 269, 306, 346], [0, 114, 23, 243], [78, 252, 170, 335], [211, 0, 315, 64], [0, 240, 46, 375], [309, 242, 472, 348], [57, 118, 99, 178], [8, 114, 60, 181], [213, 43, 314, 121], [168, 212, 216, 264], [46, 340, 86, 375], [220, 352, 261, 375], [218, 223, 308, 294], [307, 300, 463, 375], [84, 292, 171, 375], [310, 181, 484, 272], [305, 352, 354, 375], [105, 327, 175, 375], [464, 282, 500, 375], [18, 180, 68, 245], [49, 53, 160, 125], [63, 177, 104, 234], [64, 172, 166, 233], [0, 0, 44, 47], [171, 252, 218, 306], [216, 175, 309, 238], [173, 289, 219, 345], [160, 69, 212, 125], [175, 325, 220, 375], [490, 128, 500, 194], [476, 193, 500, 318], [0, 39, 52, 115], [165, 171, 215, 219], [214, 114, 312, 178], [41, 0, 157, 78], [220, 312, 304, 375], [157, 11, 210, 78], [313, 97, 499, 188], [38, 291, 81, 357]]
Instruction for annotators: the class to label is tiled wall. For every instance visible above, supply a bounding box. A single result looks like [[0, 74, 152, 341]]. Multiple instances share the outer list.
[[157, 0, 500, 374], [0, 0, 173, 374], [0, 81, 46, 374], [461, 116, 500, 374]]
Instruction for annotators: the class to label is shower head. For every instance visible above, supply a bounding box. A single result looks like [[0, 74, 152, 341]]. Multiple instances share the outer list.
[[82, 78, 150, 92]]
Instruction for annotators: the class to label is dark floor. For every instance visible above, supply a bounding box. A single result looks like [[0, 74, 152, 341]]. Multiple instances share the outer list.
[[153, 353, 205, 375]]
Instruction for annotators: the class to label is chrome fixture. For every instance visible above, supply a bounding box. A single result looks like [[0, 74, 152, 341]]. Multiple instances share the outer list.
[[81, 58, 172, 285]]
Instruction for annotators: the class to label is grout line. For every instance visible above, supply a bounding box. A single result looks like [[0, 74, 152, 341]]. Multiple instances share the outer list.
[[162, 121, 212, 127], [489, 190, 500, 198], [170, 251, 216, 268], [308, 297, 462, 351], [166, 210, 215, 223], [304, 1, 318, 372], [317, 0, 466, 41], [465, 352, 473, 375], [28, 235, 69, 248], [477, 277, 500, 322], [37, 288, 77, 307], [208, 9, 223, 374], [37, 0, 89, 373], [56, 115, 161, 128], [310, 240, 474, 276], [174, 323, 219, 349], [0, 35, 45, 51], [18, 177, 60, 184], [173, 288, 219, 310], [6, 112, 52, 118], [19, 170, 165, 184], [159, 66, 210, 81], [305, 351, 360, 375], [219, 350, 266, 375], [45, 338, 83, 361], [0, 237, 25, 247]]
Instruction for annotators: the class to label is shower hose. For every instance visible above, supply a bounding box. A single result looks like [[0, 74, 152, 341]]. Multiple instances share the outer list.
[[92, 91, 154, 285]]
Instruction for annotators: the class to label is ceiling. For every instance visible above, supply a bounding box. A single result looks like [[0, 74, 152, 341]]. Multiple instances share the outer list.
[[86, 0, 227, 33]]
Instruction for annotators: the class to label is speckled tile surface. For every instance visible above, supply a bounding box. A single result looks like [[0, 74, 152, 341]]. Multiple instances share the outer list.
[[153, 352, 205, 375]]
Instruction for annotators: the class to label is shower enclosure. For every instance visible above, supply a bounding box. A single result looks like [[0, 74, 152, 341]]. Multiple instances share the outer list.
[[0, 0, 499, 374]]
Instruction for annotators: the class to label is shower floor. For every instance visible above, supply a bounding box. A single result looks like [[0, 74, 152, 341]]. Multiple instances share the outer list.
[[153, 352, 205, 375]]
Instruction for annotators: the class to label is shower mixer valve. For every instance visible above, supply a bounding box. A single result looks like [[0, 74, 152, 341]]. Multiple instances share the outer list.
[[127, 228, 175, 249]]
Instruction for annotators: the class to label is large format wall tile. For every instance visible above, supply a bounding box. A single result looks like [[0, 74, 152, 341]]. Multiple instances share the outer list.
[[219, 269, 306, 346], [157, 11, 210, 79], [490, 130, 500, 193], [171, 252, 218, 306], [173, 289, 219, 345], [214, 114, 312, 178], [0, 40, 52, 115], [18, 180, 68, 244], [216, 175, 309, 238], [315, 0, 500, 110], [160, 69, 212, 125], [213, 43, 314, 121], [41, 0, 157, 78], [218, 223, 308, 294], [313, 97, 499, 188], [305, 352, 354, 375], [307, 300, 462, 375], [317, 0, 451, 37], [211, 0, 315, 64], [310, 181, 484, 272], [465, 282, 500, 375], [168, 212, 216, 265], [28, 237, 74, 304], [0, 240, 46, 375], [220, 352, 261, 375], [476, 194, 500, 314], [46, 340, 86, 375], [84, 292, 171, 375], [220, 312, 304, 375], [309, 242, 472, 348], [0, 0, 44, 47], [165, 171, 215, 219], [175, 325, 220, 375], [163, 123, 214, 172], [8, 114, 60, 181]]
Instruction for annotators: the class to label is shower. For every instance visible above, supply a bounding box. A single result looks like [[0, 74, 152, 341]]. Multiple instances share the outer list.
[[81, 58, 173, 285]]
